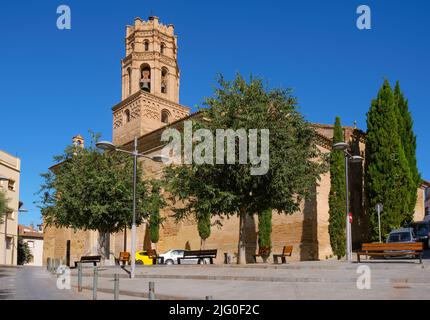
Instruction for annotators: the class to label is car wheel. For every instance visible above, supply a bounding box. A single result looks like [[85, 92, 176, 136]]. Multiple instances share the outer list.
[[165, 259, 174, 265], [136, 260, 143, 265]]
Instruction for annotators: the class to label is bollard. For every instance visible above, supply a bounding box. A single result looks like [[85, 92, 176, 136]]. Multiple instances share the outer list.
[[78, 263, 83, 292], [47, 258, 51, 271], [148, 281, 155, 300], [114, 274, 120, 300], [93, 266, 98, 300], [205, 296, 213, 300]]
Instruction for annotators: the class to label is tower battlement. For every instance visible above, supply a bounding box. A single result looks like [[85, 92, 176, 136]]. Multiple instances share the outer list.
[[126, 16, 175, 38]]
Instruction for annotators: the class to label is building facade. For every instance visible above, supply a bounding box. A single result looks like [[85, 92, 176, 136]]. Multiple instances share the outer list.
[[18, 225, 44, 266], [0, 150, 21, 265], [43, 16, 428, 266]]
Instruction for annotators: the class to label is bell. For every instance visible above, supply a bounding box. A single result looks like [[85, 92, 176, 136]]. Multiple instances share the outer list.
[[140, 79, 150, 91]]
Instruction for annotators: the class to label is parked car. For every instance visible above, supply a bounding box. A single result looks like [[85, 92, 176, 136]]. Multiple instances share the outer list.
[[159, 249, 185, 265], [386, 228, 417, 244], [135, 250, 154, 265], [410, 221, 430, 249]]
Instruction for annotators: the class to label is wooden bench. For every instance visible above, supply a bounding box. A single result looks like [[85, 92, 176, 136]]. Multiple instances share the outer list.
[[356, 243, 423, 264], [253, 247, 271, 263], [74, 255, 101, 268], [273, 246, 293, 264], [115, 251, 130, 266], [177, 250, 217, 264]]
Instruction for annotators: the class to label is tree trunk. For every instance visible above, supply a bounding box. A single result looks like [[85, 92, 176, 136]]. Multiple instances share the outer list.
[[200, 238, 206, 250], [237, 208, 247, 265], [123, 228, 127, 252]]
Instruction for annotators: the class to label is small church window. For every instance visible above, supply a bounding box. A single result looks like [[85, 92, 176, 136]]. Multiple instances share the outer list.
[[124, 109, 131, 123], [144, 40, 149, 51], [161, 110, 170, 124], [160, 42, 165, 54]]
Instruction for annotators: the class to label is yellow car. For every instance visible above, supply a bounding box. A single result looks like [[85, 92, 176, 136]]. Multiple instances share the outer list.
[[135, 250, 154, 265]]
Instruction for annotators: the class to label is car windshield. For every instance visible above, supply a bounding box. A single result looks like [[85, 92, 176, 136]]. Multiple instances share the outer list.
[[415, 224, 428, 236], [388, 232, 411, 242]]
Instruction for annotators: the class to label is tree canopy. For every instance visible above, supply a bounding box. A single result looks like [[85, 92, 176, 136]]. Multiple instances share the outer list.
[[38, 134, 153, 234], [365, 80, 414, 240], [164, 74, 327, 263], [0, 190, 10, 224]]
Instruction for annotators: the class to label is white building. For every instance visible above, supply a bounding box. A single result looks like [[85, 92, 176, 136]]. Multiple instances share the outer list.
[[18, 225, 44, 266]]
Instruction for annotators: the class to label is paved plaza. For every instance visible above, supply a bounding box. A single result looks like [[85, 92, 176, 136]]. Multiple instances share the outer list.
[[2, 253, 430, 300]]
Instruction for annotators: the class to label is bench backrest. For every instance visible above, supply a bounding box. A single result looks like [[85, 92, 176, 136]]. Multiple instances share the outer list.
[[80, 255, 101, 261], [362, 242, 423, 252], [183, 250, 217, 258], [119, 252, 130, 260], [283, 246, 293, 255]]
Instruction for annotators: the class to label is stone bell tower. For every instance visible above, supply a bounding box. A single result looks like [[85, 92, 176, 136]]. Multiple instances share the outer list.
[[112, 16, 190, 146]]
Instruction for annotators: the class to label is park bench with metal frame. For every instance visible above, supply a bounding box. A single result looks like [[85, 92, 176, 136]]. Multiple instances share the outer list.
[[177, 250, 217, 264], [74, 255, 102, 268], [273, 245, 293, 264], [355, 242, 423, 264], [115, 251, 130, 266]]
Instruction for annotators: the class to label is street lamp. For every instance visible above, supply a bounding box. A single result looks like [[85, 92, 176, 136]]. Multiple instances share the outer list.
[[332, 142, 364, 261], [96, 137, 168, 279]]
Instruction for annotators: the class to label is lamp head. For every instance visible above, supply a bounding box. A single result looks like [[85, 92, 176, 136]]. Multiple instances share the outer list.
[[350, 155, 364, 163], [332, 142, 349, 151], [96, 141, 116, 151]]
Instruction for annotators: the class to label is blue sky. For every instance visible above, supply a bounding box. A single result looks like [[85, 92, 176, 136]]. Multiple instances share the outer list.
[[1, 0, 429, 226]]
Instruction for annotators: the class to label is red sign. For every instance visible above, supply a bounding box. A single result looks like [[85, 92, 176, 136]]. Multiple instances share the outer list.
[[348, 212, 353, 223]]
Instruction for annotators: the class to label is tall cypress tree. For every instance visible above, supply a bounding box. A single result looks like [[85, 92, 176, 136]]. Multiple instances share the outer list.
[[328, 117, 346, 259], [365, 80, 412, 241], [197, 210, 211, 250], [258, 208, 272, 262], [394, 81, 420, 223]]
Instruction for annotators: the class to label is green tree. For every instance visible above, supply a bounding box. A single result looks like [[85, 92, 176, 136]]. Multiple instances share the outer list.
[[328, 117, 346, 259], [394, 82, 421, 223], [37, 134, 155, 255], [164, 74, 327, 264], [0, 190, 10, 224], [17, 237, 33, 265], [148, 180, 165, 249], [197, 210, 211, 250], [257, 208, 272, 262], [365, 80, 413, 241]]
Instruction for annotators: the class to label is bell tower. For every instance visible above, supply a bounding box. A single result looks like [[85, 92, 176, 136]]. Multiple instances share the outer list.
[[122, 16, 180, 103], [112, 16, 190, 146]]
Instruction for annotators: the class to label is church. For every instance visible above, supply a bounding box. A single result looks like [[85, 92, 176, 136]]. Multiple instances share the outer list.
[[42, 16, 428, 265]]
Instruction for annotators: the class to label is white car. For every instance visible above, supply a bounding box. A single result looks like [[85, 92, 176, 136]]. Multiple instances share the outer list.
[[159, 249, 210, 265]]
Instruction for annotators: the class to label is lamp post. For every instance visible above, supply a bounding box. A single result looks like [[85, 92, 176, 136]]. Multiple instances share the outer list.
[[332, 142, 364, 261], [96, 137, 167, 279]]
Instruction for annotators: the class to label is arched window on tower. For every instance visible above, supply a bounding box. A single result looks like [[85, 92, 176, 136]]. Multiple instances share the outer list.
[[127, 67, 132, 95], [124, 109, 131, 123], [140, 64, 151, 92], [160, 42, 165, 55], [161, 67, 168, 94], [144, 40, 149, 51], [161, 110, 170, 124]]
